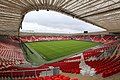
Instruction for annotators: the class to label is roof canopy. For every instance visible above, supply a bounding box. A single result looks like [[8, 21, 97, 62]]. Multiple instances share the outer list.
[[0, 0, 120, 35]]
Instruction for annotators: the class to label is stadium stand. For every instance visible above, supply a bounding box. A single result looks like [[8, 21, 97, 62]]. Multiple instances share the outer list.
[[0, 34, 119, 80], [73, 35, 119, 43], [0, 0, 120, 79], [0, 37, 25, 70], [20, 36, 70, 42]]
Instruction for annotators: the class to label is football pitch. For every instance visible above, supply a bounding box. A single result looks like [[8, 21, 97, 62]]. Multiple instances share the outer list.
[[26, 40, 99, 61]]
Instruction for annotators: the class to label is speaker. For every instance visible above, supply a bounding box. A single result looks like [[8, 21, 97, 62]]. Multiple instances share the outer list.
[[84, 31, 88, 33]]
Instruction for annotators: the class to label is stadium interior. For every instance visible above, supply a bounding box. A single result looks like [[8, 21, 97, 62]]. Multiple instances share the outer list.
[[0, 0, 120, 80]]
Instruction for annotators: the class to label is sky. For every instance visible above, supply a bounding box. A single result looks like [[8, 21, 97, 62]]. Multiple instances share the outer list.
[[20, 10, 106, 34]]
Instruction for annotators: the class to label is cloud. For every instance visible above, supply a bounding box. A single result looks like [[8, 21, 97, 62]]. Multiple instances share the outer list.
[[21, 22, 82, 34], [21, 10, 106, 34]]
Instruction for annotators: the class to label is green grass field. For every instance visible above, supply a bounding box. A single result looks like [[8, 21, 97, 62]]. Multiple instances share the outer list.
[[26, 40, 99, 61]]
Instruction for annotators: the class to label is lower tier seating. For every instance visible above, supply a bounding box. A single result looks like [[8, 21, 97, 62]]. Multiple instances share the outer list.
[[0, 37, 25, 70], [20, 36, 70, 42], [45, 61, 81, 74], [85, 54, 120, 77], [20, 74, 79, 80]]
